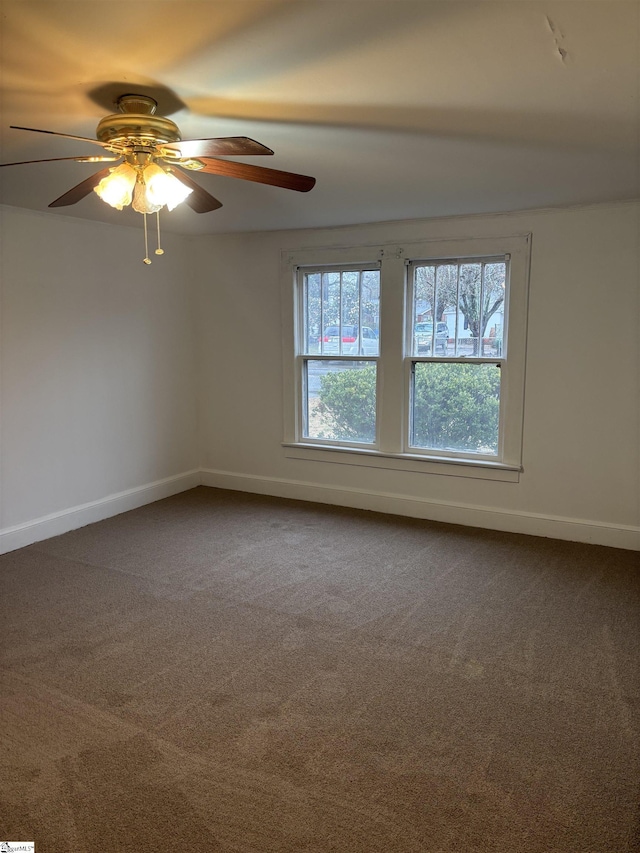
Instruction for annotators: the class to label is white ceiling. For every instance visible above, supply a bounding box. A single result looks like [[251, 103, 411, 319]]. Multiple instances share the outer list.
[[1, 0, 638, 235]]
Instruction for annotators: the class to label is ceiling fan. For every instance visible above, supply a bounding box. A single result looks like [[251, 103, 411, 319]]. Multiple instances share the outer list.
[[1, 93, 316, 261]]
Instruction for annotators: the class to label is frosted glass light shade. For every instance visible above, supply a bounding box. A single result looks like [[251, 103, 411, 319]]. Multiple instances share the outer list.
[[132, 181, 162, 214], [144, 164, 192, 211], [94, 163, 136, 209]]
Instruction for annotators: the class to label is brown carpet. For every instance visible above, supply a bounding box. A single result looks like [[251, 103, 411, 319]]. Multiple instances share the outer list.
[[1, 486, 638, 852]]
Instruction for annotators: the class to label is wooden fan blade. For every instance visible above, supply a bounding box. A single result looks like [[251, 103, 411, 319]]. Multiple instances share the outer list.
[[169, 168, 223, 213], [48, 167, 112, 208], [0, 156, 119, 168], [193, 158, 316, 192], [163, 137, 274, 158], [10, 126, 110, 149]]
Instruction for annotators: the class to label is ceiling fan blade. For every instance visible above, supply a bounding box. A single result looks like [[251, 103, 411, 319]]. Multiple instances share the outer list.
[[0, 156, 119, 168], [163, 137, 273, 158], [10, 126, 110, 149], [169, 168, 223, 213], [193, 158, 316, 192], [48, 167, 112, 208]]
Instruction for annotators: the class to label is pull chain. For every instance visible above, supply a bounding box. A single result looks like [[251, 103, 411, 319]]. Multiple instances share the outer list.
[[143, 213, 151, 264], [155, 210, 164, 255]]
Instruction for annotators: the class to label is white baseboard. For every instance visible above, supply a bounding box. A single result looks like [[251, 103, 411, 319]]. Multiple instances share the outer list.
[[2, 468, 638, 554], [201, 469, 640, 551], [0, 470, 201, 555]]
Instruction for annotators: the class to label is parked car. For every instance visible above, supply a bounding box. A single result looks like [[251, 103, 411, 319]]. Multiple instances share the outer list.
[[414, 321, 448, 355], [320, 325, 379, 355]]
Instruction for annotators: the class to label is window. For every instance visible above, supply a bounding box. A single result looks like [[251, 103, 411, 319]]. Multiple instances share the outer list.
[[408, 257, 506, 458], [301, 266, 380, 444], [282, 235, 530, 481]]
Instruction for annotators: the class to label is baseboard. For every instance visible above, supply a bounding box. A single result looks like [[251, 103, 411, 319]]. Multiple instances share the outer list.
[[3, 467, 638, 554], [201, 469, 640, 551], [0, 470, 202, 554]]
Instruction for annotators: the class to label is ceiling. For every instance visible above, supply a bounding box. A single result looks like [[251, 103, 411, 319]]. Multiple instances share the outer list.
[[1, 0, 638, 236]]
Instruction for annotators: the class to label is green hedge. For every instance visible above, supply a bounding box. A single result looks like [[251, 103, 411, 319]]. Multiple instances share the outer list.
[[317, 365, 377, 443], [318, 362, 500, 452]]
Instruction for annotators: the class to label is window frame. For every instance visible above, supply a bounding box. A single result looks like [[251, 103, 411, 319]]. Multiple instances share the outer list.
[[405, 255, 508, 462], [298, 261, 382, 448], [281, 235, 530, 482]]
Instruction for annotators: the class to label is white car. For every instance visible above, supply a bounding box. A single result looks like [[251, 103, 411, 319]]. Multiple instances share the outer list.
[[320, 325, 379, 355], [414, 321, 449, 355]]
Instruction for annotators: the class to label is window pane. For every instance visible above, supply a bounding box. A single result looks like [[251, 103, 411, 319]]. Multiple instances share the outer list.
[[341, 271, 359, 328], [304, 272, 321, 353], [481, 262, 506, 357], [321, 271, 341, 353], [458, 263, 482, 356], [413, 265, 435, 355], [305, 268, 380, 356], [362, 270, 380, 345], [305, 360, 376, 444], [411, 362, 500, 455], [435, 264, 456, 356]]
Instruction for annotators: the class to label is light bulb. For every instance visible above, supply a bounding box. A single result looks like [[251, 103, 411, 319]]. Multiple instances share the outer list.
[[94, 163, 136, 210], [144, 164, 192, 211]]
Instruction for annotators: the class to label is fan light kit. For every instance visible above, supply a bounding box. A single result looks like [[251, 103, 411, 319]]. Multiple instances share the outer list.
[[2, 94, 316, 264]]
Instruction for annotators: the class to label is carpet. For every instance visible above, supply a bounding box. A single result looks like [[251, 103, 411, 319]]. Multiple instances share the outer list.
[[1, 487, 638, 852]]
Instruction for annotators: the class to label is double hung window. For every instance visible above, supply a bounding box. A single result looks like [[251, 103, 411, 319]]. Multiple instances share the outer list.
[[301, 265, 380, 444], [283, 235, 529, 481], [408, 257, 506, 458]]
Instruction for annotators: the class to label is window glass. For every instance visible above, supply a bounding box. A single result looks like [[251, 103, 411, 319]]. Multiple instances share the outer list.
[[481, 263, 507, 356], [409, 259, 506, 457], [304, 272, 321, 352], [413, 265, 436, 356], [362, 270, 380, 338], [458, 263, 482, 355], [304, 360, 376, 444], [303, 269, 380, 357], [412, 260, 506, 358], [411, 362, 501, 455]]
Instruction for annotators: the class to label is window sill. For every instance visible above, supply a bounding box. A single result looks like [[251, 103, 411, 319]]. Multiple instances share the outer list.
[[282, 443, 521, 482]]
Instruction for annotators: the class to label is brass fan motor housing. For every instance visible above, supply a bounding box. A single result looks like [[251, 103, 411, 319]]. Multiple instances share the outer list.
[[96, 113, 182, 146], [96, 94, 181, 148]]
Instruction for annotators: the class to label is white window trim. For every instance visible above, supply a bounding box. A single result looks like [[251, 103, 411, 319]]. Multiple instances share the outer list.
[[281, 235, 530, 483]]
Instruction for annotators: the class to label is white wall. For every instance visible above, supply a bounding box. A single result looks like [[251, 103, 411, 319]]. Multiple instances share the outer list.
[[2, 201, 638, 552], [195, 202, 640, 549], [0, 207, 200, 549]]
